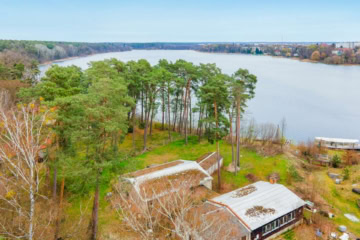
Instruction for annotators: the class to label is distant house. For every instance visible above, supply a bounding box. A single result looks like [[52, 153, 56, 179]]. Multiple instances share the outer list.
[[332, 50, 343, 56], [274, 50, 281, 56], [315, 137, 360, 150], [206, 181, 305, 240], [121, 159, 213, 202], [335, 42, 360, 49]]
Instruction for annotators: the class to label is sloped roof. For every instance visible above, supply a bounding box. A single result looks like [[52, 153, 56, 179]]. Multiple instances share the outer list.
[[124, 160, 212, 201], [209, 181, 305, 231], [197, 152, 222, 171]]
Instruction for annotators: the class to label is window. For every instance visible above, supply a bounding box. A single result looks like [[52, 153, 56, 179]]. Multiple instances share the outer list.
[[263, 211, 297, 237], [275, 220, 279, 228], [266, 224, 271, 232]]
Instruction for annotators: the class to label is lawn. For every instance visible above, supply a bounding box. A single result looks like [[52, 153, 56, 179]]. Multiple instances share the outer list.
[[128, 135, 292, 191]]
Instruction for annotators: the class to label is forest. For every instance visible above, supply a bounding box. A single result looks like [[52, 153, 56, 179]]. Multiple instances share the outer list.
[[0, 40, 200, 64], [0, 57, 257, 239]]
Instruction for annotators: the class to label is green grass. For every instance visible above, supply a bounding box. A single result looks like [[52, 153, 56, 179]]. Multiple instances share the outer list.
[[283, 229, 295, 240], [129, 135, 291, 190]]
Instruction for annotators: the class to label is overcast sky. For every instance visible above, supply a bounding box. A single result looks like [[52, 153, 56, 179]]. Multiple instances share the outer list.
[[1, 0, 359, 42]]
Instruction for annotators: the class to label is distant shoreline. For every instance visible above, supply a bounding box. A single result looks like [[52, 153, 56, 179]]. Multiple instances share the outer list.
[[39, 54, 98, 66], [198, 51, 360, 66], [39, 49, 360, 67]]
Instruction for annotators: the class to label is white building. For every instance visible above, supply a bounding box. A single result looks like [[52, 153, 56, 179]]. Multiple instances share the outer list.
[[315, 137, 360, 150], [335, 42, 360, 49], [206, 181, 305, 240], [122, 159, 213, 202]]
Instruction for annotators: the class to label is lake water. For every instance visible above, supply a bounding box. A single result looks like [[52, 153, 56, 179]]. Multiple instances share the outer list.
[[39, 50, 360, 142]]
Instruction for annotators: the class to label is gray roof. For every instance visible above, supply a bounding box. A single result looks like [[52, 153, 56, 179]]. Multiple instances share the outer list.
[[210, 181, 305, 230]]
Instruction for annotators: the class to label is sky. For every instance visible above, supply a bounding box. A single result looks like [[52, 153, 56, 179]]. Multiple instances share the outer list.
[[1, 0, 360, 42]]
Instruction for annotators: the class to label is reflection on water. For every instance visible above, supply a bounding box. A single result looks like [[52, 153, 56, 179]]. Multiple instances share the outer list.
[[39, 50, 360, 142]]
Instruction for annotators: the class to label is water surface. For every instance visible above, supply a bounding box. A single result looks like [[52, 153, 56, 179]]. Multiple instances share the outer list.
[[40, 50, 360, 142]]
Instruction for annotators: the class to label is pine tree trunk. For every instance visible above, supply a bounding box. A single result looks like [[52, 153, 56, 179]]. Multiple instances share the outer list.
[[229, 110, 235, 174], [183, 80, 191, 144], [143, 96, 151, 152], [173, 94, 178, 131], [214, 100, 221, 190], [178, 92, 184, 133], [198, 108, 204, 143], [162, 89, 165, 130], [132, 105, 136, 149], [167, 86, 172, 141], [141, 91, 144, 124], [189, 96, 192, 135], [149, 105, 154, 136], [236, 98, 241, 173], [90, 175, 99, 240]]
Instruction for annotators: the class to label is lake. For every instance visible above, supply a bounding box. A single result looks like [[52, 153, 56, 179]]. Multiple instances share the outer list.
[[39, 50, 360, 142]]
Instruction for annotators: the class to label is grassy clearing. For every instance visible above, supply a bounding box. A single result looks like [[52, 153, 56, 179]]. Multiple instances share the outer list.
[[129, 135, 291, 191]]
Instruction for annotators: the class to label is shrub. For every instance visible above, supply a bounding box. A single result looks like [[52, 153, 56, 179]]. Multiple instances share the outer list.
[[246, 173, 258, 183], [332, 154, 341, 168], [139, 122, 145, 129], [288, 165, 304, 182], [297, 141, 327, 160]]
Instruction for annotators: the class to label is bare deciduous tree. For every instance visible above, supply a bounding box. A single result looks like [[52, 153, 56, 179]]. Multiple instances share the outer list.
[[259, 123, 277, 145], [0, 100, 53, 240], [113, 178, 232, 240], [0, 90, 12, 110]]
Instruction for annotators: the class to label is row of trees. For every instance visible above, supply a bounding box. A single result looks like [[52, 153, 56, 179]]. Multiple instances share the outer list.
[[0, 40, 132, 63], [0, 58, 256, 239], [0, 40, 201, 64]]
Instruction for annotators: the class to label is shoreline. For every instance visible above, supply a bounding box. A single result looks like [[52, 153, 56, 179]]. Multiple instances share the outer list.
[[197, 51, 360, 67], [39, 55, 90, 66], [38, 50, 130, 66], [39, 49, 360, 67]]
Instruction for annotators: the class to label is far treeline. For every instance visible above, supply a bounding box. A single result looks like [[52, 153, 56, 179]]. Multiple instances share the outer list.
[[0, 39, 200, 64], [0, 58, 256, 240], [199, 43, 360, 65], [0, 39, 200, 87]]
